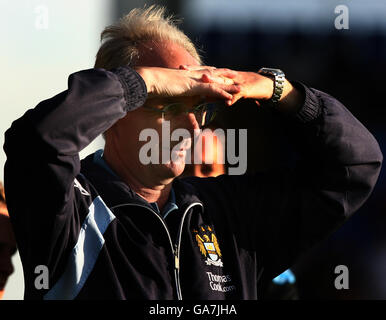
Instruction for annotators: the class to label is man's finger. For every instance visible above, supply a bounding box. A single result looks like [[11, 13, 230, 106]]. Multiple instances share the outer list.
[[193, 83, 239, 101], [180, 66, 237, 85], [212, 68, 238, 79], [201, 74, 234, 85], [227, 93, 243, 106], [219, 83, 241, 94]]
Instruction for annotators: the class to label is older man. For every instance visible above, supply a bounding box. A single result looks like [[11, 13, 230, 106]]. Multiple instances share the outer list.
[[3, 6, 382, 300]]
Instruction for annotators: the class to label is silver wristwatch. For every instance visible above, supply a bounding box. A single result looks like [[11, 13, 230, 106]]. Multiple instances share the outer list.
[[258, 67, 285, 104]]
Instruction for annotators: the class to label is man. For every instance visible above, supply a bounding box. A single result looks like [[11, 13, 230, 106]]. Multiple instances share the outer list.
[[0, 182, 16, 299], [3, 6, 382, 300]]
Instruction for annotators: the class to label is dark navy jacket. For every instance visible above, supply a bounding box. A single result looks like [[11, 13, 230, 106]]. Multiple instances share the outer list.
[[3, 67, 382, 299]]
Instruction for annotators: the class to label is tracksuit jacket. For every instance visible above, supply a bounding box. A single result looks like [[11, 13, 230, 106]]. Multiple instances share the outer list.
[[3, 67, 383, 300]]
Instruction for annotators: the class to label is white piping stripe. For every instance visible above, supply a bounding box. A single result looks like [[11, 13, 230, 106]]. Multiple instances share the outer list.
[[44, 196, 115, 300]]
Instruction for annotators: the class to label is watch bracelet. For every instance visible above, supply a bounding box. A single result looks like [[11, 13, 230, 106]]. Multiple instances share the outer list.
[[258, 68, 285, 105]]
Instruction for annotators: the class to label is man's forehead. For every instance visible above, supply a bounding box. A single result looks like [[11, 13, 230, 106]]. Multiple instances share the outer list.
[[136, 40, 199, 69]]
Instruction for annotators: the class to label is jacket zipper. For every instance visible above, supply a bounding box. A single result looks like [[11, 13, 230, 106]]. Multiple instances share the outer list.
[[110, 202, 203, 300], [174, 202, 203, 300]]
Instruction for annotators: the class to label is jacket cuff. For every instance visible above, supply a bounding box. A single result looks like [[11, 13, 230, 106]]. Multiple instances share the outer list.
[[291, 81, 322, 123], [114, 66, 148, 112]]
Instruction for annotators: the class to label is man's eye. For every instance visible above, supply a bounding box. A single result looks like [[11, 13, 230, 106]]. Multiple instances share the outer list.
[[164, 103, 184, 114]]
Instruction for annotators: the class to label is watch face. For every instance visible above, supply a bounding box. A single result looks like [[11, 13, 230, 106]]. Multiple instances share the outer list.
[[259, 68, 284, 77]]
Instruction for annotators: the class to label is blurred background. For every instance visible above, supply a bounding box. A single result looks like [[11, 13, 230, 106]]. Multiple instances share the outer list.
[[0, 0, 385, 299]]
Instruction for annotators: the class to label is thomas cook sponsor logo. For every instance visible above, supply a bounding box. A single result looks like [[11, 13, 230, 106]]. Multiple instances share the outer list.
[[206, 271, 236, 293], [193, 226, 223, 267]]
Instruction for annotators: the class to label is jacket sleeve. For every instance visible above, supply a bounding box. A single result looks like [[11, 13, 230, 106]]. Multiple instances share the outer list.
[[3, 67, 147, 288], [255, 82, 383, 279], [214, 81, 383, 280]]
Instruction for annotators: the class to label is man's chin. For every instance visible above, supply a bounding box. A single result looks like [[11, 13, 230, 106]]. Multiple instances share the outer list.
[[163, 160, 186, 178], [145, 151, 187, 181], [152, 153, 186, 180]]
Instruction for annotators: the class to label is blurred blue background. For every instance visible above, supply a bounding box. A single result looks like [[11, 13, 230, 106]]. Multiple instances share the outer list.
[[1, 0, 385, 299]]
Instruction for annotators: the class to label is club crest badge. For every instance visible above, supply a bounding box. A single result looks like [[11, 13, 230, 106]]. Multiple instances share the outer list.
[[193, 225, 223, 267]]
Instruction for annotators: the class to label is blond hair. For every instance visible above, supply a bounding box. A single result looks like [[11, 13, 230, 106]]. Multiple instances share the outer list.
[[95, 5, 201, 70]]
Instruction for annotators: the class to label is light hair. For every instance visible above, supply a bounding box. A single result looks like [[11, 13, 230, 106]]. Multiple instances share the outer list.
[[94, 5, 202, 70]]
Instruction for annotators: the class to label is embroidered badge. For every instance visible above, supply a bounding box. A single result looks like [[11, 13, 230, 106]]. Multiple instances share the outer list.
[[193, 226, 223, 267]]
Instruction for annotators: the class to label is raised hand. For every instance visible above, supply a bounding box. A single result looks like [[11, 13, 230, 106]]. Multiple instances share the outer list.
[[134, 66, 240, 102], [180, 65, 304, 113]]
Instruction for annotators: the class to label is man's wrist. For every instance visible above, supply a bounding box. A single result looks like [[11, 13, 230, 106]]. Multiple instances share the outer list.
[[258, 67, 285, 104], [276, 79, 305, 115], [133, 67, 154, 96], [256, 75, 304, 114]]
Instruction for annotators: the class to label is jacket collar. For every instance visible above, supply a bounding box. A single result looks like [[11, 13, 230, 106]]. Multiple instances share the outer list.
[[80, 151, 203, 211]]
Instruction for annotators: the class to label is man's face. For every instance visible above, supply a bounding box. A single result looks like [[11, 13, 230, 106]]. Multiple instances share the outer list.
[[106, 41, 202, 184]]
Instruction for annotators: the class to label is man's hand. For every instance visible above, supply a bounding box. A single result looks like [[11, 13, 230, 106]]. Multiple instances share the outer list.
[[180, 65, 305, 114], [134, 66, 240, 102], [225, 71, 304, 114]]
